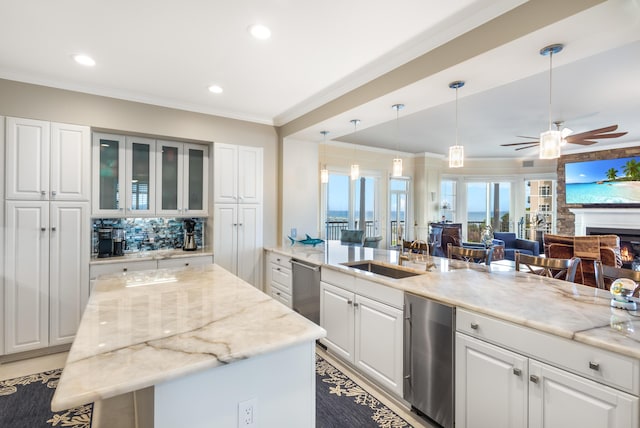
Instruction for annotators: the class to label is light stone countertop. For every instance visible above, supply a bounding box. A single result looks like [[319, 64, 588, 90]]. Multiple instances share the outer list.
[[269, 241, 640, 360], [89, 247, 213, 265], [51, 263, 326, 411]]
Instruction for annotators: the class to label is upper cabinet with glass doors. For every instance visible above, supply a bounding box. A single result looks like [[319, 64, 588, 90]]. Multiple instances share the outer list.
[[155, 140, 208, 217], [92, 133, 155, 217], [92, 134, 208, 217]]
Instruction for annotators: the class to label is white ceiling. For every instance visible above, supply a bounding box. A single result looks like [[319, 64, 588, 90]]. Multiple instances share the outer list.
[[1, 0, 639, 160]]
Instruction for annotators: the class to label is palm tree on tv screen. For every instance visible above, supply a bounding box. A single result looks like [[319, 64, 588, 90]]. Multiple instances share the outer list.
[[622, 159, 640, 181], [606, 168, 618, 181]]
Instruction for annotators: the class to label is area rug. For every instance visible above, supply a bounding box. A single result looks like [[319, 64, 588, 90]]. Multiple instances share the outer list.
[[0, 368, 92, 428], [316, 355, 414, 428]]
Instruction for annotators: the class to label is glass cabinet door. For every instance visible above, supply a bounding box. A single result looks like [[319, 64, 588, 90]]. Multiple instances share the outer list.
[[184, 143, 208, 216], [92, 133, 126, 216], [125, 136, 155, 215], [156, 140, 184, 215]]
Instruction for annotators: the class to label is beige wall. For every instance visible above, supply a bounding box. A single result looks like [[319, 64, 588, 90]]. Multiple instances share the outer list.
[[0, 78, 280, 247]]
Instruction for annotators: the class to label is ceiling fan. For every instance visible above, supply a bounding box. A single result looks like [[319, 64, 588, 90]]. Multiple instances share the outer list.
[[501, 121, 628, 151]]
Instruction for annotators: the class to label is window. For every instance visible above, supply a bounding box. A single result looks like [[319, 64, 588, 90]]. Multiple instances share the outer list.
[[324, 172, 379, 240], [440, 180, 457, 222], [389, 178, 409, 247], [466, 181, 511, 241], [525, 179, 555, 240]]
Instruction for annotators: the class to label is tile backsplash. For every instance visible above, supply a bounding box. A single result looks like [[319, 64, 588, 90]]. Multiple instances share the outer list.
[[92, 218, 205, 255]]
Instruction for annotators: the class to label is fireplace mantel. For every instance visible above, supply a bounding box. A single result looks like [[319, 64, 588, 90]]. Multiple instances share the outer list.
[[569, 208, 640, 235]]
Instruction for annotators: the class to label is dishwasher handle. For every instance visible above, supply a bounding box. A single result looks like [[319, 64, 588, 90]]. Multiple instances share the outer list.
[[290, 259, 320, 272]]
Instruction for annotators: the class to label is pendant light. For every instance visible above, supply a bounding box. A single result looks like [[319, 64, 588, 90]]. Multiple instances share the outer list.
[[539, 43, 564, 160], [391, 104, 404, 177], [320, 131, 329, 184], [448, 80, 465, 168], [350, 119, 360, 180]]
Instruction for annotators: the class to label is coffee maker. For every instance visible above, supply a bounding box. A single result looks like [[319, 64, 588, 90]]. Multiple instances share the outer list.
[[112, 228, 126, 256], [97, 228, 113, 258], [183, 219, 197, 251]]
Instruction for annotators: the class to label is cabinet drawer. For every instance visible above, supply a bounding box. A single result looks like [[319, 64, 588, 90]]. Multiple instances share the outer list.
[[268, 252, 291, 269], [90, 260, 157, 279], [321, 267, 355, 292], [271, 264, 292, 291], [271, 288, 292, 308], [158, 255, 212, 269], [457, 309, 640, 394], [355, 277, 404, 310]]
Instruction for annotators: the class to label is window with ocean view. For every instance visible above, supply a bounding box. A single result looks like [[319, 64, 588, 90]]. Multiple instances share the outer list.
[[325, 172, 378, 240], [466, 181, 511, 241]]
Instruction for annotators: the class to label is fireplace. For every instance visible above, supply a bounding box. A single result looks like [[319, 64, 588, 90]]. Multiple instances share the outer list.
[[586, 227, 640, 268]]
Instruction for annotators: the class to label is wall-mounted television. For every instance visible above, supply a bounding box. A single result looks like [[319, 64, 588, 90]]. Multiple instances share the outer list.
[[565, 156, 640, 206]]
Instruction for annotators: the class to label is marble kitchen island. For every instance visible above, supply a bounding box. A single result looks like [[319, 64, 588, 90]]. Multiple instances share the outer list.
[[52, 263, 325, 428]]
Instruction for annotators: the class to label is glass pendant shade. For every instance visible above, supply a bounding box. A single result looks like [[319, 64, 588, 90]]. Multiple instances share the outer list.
[[350, 164, 360, 180], [392, 158, 403, 177], [539, 129, 562, 159], [320, 167, 329, 183], [449, 145, 464, 168]]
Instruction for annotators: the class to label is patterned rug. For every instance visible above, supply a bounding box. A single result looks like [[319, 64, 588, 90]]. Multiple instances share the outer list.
[[316, 355, 414, 428], [1, 357, 411, 428], [0, 368, 92, 428]]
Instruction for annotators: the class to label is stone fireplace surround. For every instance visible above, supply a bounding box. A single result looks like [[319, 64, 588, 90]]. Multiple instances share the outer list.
[[570, 208, 640, 267]]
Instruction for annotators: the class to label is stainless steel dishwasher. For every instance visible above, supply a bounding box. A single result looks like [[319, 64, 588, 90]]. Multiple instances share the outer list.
[[290, 259, 320, 324], [404, 293, 455, 428]]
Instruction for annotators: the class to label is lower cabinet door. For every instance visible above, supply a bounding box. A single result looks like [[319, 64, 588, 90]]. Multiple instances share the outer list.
[[455, 333, 528, 428], [319, 282, 354, 362], [354, 294, 403, 396], [49, 202, 89, 346], [529, 360, 639, 428], [4, 201, 50, 354]]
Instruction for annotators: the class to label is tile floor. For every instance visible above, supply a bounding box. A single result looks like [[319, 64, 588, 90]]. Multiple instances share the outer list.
[[1, 348, 435, 428]]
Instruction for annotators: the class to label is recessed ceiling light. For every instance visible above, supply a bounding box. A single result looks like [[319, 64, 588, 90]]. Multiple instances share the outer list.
[[72, 54, 96, 67], [248, 24, 271, 40], [208, 85, 223, 94]]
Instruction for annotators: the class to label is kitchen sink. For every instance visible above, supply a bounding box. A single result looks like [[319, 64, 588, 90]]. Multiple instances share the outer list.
[[341, 260, 424, 279]]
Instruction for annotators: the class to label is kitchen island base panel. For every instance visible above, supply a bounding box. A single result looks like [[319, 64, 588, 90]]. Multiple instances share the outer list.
[[89, 341, 315, 428]]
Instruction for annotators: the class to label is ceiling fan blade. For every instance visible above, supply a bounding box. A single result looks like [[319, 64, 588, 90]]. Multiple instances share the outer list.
[[569, 140, 598, 145], [501, 141, 539, 147], [515, 144, 539, 151], [516, 135, 539, 139], [567, 125, 618, 140], [584, 132, 628, 140]]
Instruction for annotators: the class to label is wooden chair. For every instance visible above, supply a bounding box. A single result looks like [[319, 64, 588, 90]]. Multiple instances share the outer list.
[[515, 253, 581, 283], [448, 243, 492, 265], [594, 261, 640, 292], [403, 240, 429, 255]]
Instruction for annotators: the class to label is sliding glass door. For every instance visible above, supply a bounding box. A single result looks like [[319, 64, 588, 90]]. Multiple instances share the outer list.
[[324, 172, 379, 240]]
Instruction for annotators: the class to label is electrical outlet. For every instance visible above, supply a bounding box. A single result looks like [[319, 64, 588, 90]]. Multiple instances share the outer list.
[[291, 228, 297, 238], [238, 398, 256, 427]]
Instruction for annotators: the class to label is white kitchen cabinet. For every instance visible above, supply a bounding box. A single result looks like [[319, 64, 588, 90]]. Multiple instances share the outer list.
[[320, 275, 404, 397], [0, 116, 5, 355], [90, 255, 213, 280], [156, 140, 208, 217], [213, 143, 262, 204], [92, 133, 156, 217], [3, 200, 89, 354], [213, 203, 262, 286], [456, 333, 528, 428], [456, 309, 639, 428], [5, 117, 90, 201], [267, 252, 292, 308], [157, 255, 213, 269]]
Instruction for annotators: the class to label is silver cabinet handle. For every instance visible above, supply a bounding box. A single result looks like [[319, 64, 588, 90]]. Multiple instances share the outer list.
[[276, 291, 281, 296], [238, 223, 243, 227], [347, 300, 353, 305], [529, 375, 539, 384], [470, 322, 479, 330], [185, 263, 190, 266], [354, 302, 359, 308], [123, 268, 128, 272], [51, 227, 56, 231], [51, 190, 57, 196], [513, 368, 522, 376], [589, 361, 600, 371], [41, 190, 46, 195], [41, 227, 46, 231], [276, 267, 281, 271]]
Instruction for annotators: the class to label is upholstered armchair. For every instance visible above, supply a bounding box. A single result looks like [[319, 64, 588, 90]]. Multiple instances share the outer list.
[[340, 229, 365, 246], [543, 234, 622, 288], [493, 232, 540, 261]]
